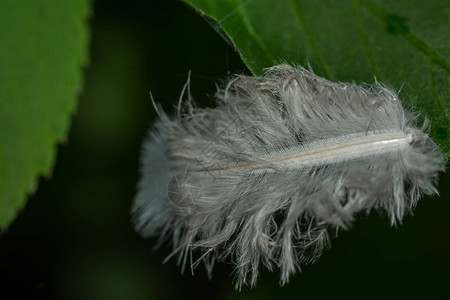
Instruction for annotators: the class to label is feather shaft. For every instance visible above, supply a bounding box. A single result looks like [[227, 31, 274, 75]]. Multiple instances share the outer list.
[[202, 131, 415, 172]]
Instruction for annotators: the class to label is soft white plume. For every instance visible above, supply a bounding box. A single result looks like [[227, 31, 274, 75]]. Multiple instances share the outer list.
[[132, 64, 446, 289]]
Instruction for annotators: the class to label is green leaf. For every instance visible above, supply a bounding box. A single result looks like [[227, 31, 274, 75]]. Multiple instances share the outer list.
[[0, 0, 90, 228], [182, 0, 450, 154]]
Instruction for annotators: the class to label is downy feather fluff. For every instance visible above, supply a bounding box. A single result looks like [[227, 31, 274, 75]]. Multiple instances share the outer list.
[[132, 64, 445, 289]]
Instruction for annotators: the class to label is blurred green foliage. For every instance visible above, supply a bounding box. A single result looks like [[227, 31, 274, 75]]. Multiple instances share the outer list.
[[0, 0, 448, 299], [0, 0, 90, 227]]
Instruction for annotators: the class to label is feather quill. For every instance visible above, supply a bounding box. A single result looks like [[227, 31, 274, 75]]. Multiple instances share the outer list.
[[132, 64, 445, 289]]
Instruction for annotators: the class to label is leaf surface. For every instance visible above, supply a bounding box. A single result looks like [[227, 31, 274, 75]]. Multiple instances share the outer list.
[[182, 0, 449, 154], [0, 0, 90, 227]]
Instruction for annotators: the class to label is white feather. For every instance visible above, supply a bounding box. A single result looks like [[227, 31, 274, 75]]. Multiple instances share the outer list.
[[132, 64, 446, 289]]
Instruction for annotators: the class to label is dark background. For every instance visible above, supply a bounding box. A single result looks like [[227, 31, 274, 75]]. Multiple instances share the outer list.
[[1, 0, 449, 299]]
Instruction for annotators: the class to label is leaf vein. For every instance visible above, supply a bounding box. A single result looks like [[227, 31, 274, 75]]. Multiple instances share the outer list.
[[289, 0, 330, 78]]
